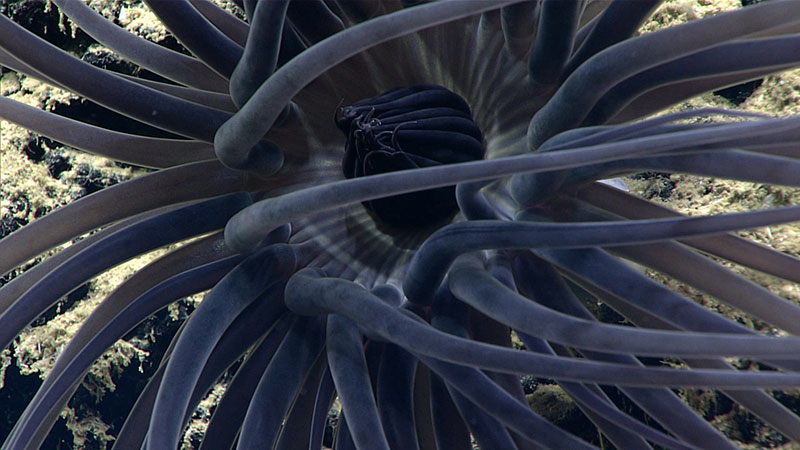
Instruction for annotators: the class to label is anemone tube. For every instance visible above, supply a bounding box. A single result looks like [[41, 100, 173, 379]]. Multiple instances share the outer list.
[[2, 0, 800, 448]]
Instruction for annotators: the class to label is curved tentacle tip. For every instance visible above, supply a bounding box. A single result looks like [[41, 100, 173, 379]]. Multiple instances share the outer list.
[[223, 212, 259, 254], [401, 264, 437, 307], [223, 217, 292, 255], [284, 267, 329, 316], [370, 284, 404, 307], [214, 123, 285, 174]]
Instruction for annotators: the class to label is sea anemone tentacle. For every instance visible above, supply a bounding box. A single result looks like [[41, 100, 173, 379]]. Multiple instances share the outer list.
[[50, 0, 228, 91], [3, 250, 243, 450], [213, 0, 520, 171], [0, 193, 252, 351], [141, 0, 243, 78], [0, 14, 231, 141], [326, 313, 391, 450], [235, 314, 326, 449], [507, 253, 730, 449], [147, 243, 297, 449]]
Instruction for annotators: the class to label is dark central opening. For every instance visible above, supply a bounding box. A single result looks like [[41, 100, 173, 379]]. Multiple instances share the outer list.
[[336, 84, 485, 229]]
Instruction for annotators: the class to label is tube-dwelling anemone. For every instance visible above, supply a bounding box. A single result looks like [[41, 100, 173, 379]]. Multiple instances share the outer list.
[[3, 0, 800, 448]]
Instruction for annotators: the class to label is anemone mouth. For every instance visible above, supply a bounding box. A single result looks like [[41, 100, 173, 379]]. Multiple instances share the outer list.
[[337, 84, 486, 229], [254, 16, 533, 282]]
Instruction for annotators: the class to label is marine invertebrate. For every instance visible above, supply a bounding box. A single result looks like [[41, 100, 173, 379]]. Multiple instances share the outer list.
[[336, 84, 485, 227], [2, 0, 800, 448]]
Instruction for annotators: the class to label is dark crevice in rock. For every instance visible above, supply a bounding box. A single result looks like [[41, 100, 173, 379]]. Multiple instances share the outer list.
[[2, 0, 93, 55], [0, 357, 74, 447], [631, 172, 675, 200], [713, 79, 763, 106]]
